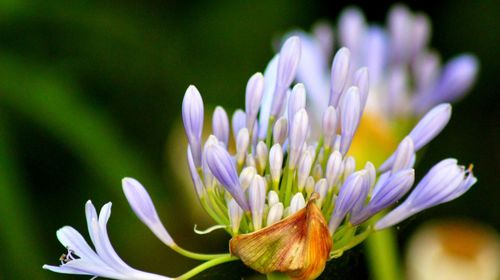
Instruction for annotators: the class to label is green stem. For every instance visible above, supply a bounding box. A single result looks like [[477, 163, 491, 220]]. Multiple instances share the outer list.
[[265, 116, 275, 148], [266, 272, 291, 280], [170, 244, 228, 261], [175, 254, 238, 279], [365, 222, 401, 280], [283, 168, 294, 206]]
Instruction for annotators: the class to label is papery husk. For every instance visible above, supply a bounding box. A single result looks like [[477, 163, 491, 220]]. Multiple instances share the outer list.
[[230, 194, 332, 280]]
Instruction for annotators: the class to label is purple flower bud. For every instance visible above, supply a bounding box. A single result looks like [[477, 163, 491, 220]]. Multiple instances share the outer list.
[[258, 55, 279, 140], [353, 67, 370, 113], [255, 141, 268, 174], [329, 171, 368, 233], [212, 106, 229, 147], [182, 85, 204, 167], [239, 166, 256, 192], [248, 175, 266, 230], [271, 36, 301, 117], [314, 178, 328, 207], [297, 150, 314, 191], [289, 109, 309, 169], [205, 142, 249, 211], [363, 27, 387, 84], [245, 72, 265, 131], [339, 8, 366, 55], [273, 117, 288, 145], [339, 87, 361, 155], [326, 150, 343, 188], [364, 161, 376, 190], [288, 83, 307, 132], [122, 178, 174, 246], [232, 109, 246, 142], [409, 103, 451, 150], [375, 159, 476, 230], [343, 156, 356, 181], [410, 13, 430, 58], [322, 106, 338, 149], [269, 144, 284, 184], [351, 169, 415, 225], [228, 199, 244, 234], [390, 137, 415, 174], [329, 48, 351, 107], [388, 5, 413, 63], [236, 128, 250, 166]]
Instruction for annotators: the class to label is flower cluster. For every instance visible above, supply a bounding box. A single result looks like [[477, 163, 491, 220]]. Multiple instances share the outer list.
[[44, 6, 478, 280]]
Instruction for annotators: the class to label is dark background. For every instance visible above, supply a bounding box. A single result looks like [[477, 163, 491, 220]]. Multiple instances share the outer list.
[[0, 0, 498, 279]]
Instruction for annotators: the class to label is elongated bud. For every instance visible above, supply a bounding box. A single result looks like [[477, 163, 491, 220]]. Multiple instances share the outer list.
[[364, 161, 376, 190], [322, 106, 338, 149], [326, 151, 344, 188], [353, 67, 370, 113], [339, 8, 365, 54], [255, 141, 268, 174], [312, 163, 323, 181], [122, 178, 175, 246], [329, 48, 351, 107], [236, 128, 250, 166], [182, 85, 204, 167], [269, 144, 283, 185], [342, 156, 356, 182], [212, 106, 230, 147], [289, 193, 306, 215], [229, 199, 244, 234], [329, 171, 368, 233], [376, 159, 476, 230], [410, 13, 430, 58], [297, 151, 314, 192], [246, 73, 265, 131], [305, 176, 315, 198], [266, 202, 284, 226], [271, 36, 301, 117], [239, 166, 256, 191], [392, 137, 415, 173], [249, 175, 266, 230], [205, 141, 249, 210], [340, 87, 361, 155], [232, 109, 246, 141], [202, 136, 219, 189], [288, 83, 307, 131], [273, 117, 288, 145], [389, 5, 413, 63], [268, 190, 280, 207], [289, 109, 309, 169], [351, 169, 415, 225], [409, 103, 451, 150], [258, 55, 279, 140], [432, 55, 479, 104], [315, 179, 328, 207]]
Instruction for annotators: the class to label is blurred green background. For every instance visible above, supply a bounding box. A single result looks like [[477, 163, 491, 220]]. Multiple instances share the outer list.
[[0, 0, 498, 279]]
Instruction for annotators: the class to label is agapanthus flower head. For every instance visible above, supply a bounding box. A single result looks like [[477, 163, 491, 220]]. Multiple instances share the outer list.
[[46, 5, 478, 280]]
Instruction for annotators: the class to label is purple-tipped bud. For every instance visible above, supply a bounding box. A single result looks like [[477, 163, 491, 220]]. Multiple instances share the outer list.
[[245, 73, 265, 131], [289, 109, 309, 169], [342, 156, 356, 181], [364, 161, 376, 190], [329, 48, 351, 107], [269, 144, 284, 184], [375, 159, 476, 230], [315, 178, 328, 207], [329, 171, 369, 233], [340, 87, 361, 155], [182, 85, 204, 167], [432, 55, 479, 104], [236, 128, 250, 166], [297, 150, 314, 191], [232, 109, 246, 142], [326, 151, 344, 188], [273, 117, 288, 145], [388, 5, 413, 63], [212, 106, 230, 147], [323, 106, 338, 149], [391, 137, 415, 173], [266, 202, 284, 226], [364, 27, 387, 84], [410, 13, 430, 58], [351, 169, 415, 225], [271, 36, 302, 117], [228, 199, 244, 234], [409, 103, 451, 150], [205, 141, 249, 211], [248, 175, 266, 230], [122, 178, 174, 246], [288, 83, 307, 131], [289, 193, 306, 215], [187, 147, 204, 197], [258, 55, 279, 140], [353, 67, 370, 113]]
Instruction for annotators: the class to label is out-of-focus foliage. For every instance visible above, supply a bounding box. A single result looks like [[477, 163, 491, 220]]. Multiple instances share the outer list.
[[0, 0, 497, 279]]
